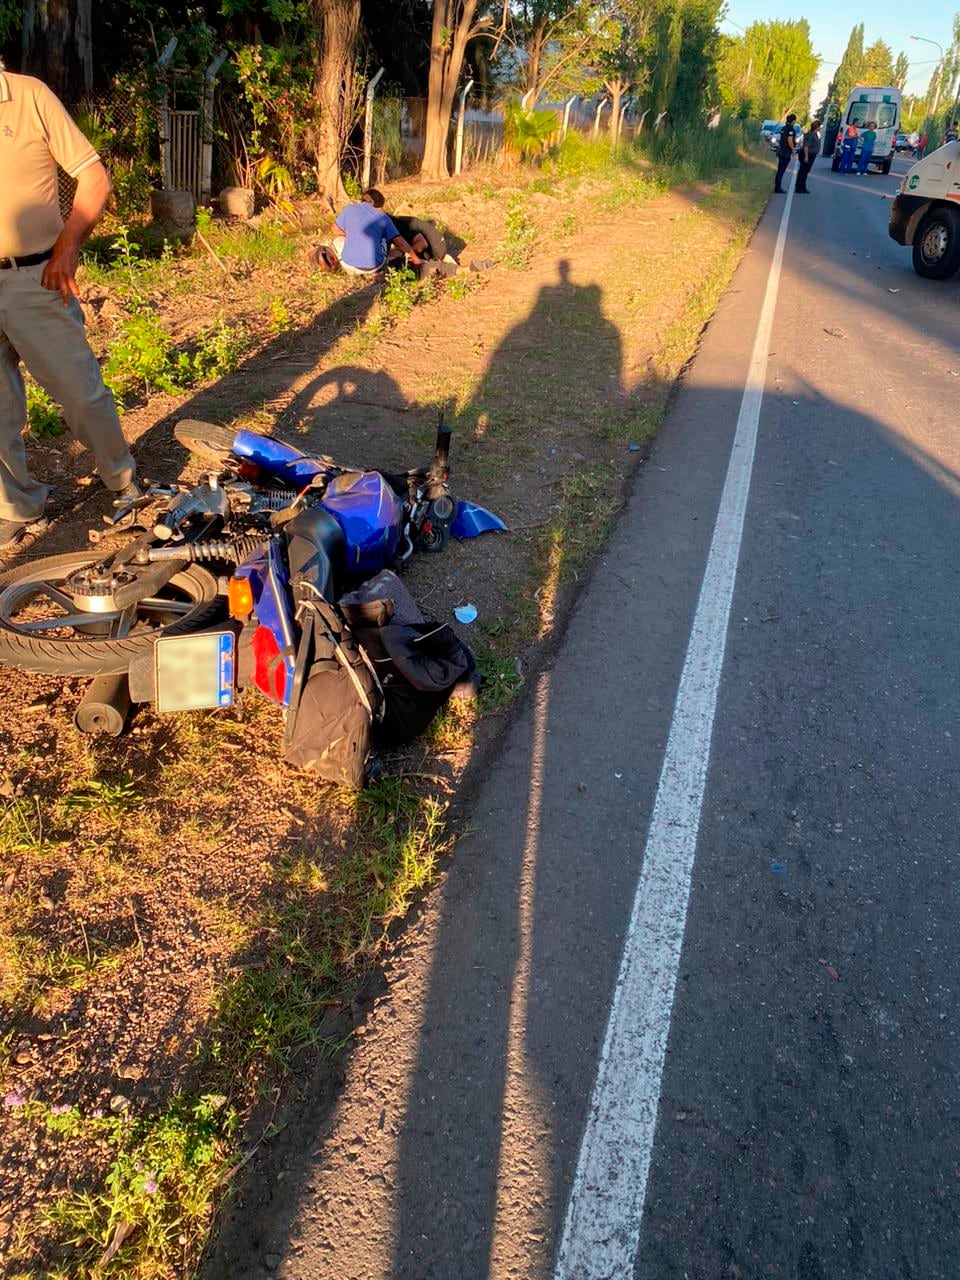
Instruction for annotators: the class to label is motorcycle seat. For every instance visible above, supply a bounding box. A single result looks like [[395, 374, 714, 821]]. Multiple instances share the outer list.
[[284, 507, 345, 602]]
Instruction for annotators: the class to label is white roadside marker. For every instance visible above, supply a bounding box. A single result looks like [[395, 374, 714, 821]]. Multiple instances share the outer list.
[[554, 174, 796, 1279]]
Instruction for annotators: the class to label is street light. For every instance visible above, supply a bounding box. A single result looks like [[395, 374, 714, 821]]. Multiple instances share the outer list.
[[909, 34, 945, 132]]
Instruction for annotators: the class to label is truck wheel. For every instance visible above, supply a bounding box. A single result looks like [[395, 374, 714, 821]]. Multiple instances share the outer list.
[[912, 207, 960, 279], [881, 155, 892, 175], [831, 152, 840, 172]]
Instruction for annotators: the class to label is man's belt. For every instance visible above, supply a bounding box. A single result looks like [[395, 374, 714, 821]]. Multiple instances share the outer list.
[[0, 248, 53, 270]]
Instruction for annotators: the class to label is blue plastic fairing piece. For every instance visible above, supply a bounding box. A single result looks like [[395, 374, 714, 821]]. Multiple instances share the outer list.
[[451, 501, 508, 539]]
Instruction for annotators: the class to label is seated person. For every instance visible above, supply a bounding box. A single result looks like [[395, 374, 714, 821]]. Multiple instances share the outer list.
[[314, 197, 424, 276], [362, 188, 452, 265]]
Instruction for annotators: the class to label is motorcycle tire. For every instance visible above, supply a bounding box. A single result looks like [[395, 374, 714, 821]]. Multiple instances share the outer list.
[[0, 553, 222, 676], [174, 419, 238, 466]]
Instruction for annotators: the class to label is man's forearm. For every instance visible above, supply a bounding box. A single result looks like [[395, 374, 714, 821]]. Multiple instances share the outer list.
[[59, 163, 111, 246]]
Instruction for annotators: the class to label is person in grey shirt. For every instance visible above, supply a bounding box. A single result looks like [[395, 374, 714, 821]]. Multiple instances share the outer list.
[[796, 120, 821, 194]]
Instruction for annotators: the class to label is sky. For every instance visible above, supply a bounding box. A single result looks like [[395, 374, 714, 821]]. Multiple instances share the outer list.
[[718, 0, 953, 110]]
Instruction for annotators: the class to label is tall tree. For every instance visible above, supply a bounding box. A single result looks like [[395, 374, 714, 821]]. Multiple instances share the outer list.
[[20, 0, 94, 101], [309, 0, 361, 204], [832, 22, 865, 102], [420, 0, 499, 179], [862, 38, 893, 85], [716, 18, 819, 120], [894, 49, 909, 91]]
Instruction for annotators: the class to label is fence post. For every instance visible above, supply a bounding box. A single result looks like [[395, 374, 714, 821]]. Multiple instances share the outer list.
[[201, 49, 228, 204], [156, 37, 178, 190], [635, 108, 650, 139], [455, 79, 474, 175], [593, 98, 609, 138], [562, 95, 578, 139], [362, 67, 386, 191]]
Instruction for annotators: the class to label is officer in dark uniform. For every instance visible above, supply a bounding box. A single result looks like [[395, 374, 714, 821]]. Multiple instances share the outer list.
[[774, 113, 798, 193]]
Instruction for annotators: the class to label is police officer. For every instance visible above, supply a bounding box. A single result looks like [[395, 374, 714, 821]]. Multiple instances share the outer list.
[[774, 114, 798, 193]]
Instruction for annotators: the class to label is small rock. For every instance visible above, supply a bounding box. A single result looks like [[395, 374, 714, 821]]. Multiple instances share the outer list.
[[264, 1254, 282, 1271], [0, 778, 14, 797], [150, 188, 196, 229], [219, 186, 256, 220], [39, 894, 55, 910]]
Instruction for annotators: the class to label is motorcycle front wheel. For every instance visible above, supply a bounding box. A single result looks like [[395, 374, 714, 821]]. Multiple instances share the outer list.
[[174, 419, 238, 467], [0, 553, 222, 676]]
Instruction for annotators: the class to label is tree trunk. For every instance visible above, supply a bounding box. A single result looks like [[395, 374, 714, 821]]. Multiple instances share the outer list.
[[606, 80, 626, 138], [421, 0, 480, 181], [310, 0, 361, 207], [20, 0, 93, 103], [526, 22, 547, 96]]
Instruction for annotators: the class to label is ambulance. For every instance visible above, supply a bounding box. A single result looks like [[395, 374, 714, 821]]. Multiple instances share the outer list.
[[831, 85, 901, 174], [888, 141, 960, 278]]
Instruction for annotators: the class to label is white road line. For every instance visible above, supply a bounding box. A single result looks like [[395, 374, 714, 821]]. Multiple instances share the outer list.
[[554, 178, 796, 1280]]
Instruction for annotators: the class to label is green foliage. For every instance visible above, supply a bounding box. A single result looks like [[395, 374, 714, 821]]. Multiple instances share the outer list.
[[342, 172, 363, 200], [104, 312, 182, 398], [0, 0, 20, 42], [372, 96, 404, 180], [497, 196, 536, 271], [209, 222, 300, 267], [717, 18, 820, 119], [648, 117, 746, 179], [267, 295, 293, 334], [863, 39, 895, 86], [832, 23, 865, 104], [74, 105, 112, 156], [545, 131, 642, 177], [105, 313, 246, 400], [446, 272, 481, 301], [26, 384, 63, 438], [42, 1094, 237, 1278], [381, 266, 420, 319], [503, 101, 559, 161]]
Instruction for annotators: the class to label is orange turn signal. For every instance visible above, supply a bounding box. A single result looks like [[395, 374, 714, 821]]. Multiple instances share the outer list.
[[227, 576, 254, 619]]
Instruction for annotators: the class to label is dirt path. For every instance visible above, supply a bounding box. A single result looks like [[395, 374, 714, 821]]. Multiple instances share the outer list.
[[0, 157, 769, 1279]]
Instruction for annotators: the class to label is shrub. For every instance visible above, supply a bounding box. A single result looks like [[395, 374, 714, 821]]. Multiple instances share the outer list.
[[504, 101, 559, 162], [26, 383, 63, 437], [497, 195, 536, 271]]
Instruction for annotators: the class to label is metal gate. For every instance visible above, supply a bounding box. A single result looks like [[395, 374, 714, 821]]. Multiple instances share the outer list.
[[167, 109, 201, 199]]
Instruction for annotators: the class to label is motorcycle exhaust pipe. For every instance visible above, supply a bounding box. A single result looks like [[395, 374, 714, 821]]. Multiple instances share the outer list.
[[74, 674, 131, 736]]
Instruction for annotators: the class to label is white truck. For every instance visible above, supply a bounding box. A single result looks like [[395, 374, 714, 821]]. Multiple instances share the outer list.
[[830, 85, 900, 174], [888, 141, 960, 278]]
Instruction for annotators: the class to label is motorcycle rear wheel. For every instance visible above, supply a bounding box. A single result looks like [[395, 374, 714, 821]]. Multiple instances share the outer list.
[[0, 553, 222, 676], [174, 419, 238, 466]]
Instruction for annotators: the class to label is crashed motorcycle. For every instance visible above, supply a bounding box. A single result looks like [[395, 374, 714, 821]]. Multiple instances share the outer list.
[[0, 418, 506, 763]]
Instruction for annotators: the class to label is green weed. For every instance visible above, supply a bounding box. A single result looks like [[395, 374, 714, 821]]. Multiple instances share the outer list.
[[42, 1094, 238, 1279], [446, 272, 480, 301], [26, 383, 63, 437], [381, 265, 420, 320], [497, 195, 536, 271], [267, 295, 293, 335]]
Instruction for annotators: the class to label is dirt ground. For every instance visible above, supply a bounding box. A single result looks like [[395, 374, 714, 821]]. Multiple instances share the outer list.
[[0, 154, 770, 1278]]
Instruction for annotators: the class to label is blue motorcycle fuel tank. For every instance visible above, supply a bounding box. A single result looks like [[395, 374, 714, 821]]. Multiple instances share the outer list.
[[321, 472, 404, 573]]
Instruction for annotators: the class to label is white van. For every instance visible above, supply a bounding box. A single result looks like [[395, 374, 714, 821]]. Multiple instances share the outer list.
[[831, 85, 901, 174], [888, 140, 960, 278]]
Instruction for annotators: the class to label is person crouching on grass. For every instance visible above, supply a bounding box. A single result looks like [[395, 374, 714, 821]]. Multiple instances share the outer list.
[[309, 194, 424, 278]]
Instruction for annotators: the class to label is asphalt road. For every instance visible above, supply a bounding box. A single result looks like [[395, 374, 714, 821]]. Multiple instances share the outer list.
[[211, 153, 960, 1280]]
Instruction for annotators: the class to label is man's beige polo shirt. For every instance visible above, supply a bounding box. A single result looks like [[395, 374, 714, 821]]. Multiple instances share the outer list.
[[0, 71, 100, 258]]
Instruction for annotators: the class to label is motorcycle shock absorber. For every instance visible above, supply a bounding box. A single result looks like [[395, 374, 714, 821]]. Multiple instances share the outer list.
[[146, 535, 272, 564]]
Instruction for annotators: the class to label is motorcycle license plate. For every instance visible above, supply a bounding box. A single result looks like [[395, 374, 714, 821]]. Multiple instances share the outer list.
[[155, 632, 235, 714]]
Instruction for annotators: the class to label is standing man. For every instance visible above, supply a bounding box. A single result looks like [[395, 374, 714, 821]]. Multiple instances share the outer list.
[[839, 122, 859, 173], [946, 120, 959, 144], [0, 62, 138, 549], [916, 131, 928, 159], [774, 113, 797, 193], [857, 119, 877, 174], [796, 119, 821, 193]]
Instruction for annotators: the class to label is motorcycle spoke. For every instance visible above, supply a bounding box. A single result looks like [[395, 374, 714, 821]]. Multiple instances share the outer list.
[[18, 612, 118, 634], [35, 583, 80, 613], [136, 598, 194, 616], [112, 606, 138, 639]]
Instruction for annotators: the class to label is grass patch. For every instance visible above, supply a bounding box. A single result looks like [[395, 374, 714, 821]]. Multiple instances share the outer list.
[[202, 777, 451, 1086], [497, 195, 536, 271], [31, 1094, 238, 1280]]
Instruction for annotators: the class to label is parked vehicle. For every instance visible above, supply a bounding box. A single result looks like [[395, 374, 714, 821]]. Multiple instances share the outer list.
[[894, 132, 912, 153], [761, 120, 801, 151], [888, 140, 960, 278], [830, 85, 900, 174], [0, 420, 506, 770]]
